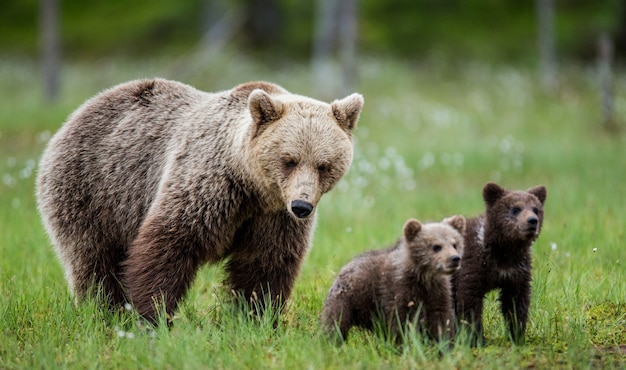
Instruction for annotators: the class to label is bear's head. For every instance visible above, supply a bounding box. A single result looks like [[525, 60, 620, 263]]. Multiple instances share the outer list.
[[247, 89, 364, 220], [482, 182, 547, 242], [403, 216, 466, 275]]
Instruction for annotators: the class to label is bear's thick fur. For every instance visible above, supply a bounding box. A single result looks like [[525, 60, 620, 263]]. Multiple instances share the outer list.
[[36, 79, 364, 322], [452, 182, 547, 345], [320, 216, 466, 343]]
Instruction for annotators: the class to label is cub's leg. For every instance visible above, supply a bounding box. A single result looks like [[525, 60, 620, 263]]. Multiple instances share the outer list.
[[500, 281, 531, 344], [321, 290, 355, 342], [456, 290, 486, 346]]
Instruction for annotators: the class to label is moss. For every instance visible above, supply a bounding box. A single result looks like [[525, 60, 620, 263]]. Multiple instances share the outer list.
[[585, 301, 626, 347]]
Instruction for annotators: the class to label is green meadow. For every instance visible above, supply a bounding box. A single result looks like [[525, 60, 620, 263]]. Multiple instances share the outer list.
[[1, 56, 624, 369]]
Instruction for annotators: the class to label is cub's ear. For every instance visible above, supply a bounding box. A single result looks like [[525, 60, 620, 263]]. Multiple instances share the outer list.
[[249, 89, 284, 136], [403, 218, 422, 241], [483, 182, 506, 207], [443, 215, 466, 235], [331, 93, 364, 133], [528, 185, 547, 204]]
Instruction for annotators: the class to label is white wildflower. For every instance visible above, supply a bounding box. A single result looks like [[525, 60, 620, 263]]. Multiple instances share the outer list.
[[19, 167, 32, 179], [3, 174, 16, 187], [378, 157, 390, 170], [114, 326, 125, 338], [499, 138, 512, 153], [419, 152, 435, 170], [36, 130, 51, 144]]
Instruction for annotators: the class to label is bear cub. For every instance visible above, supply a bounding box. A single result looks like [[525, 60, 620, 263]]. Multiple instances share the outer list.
[[452, 182, 547, 345], [321, 216, 466, 343]]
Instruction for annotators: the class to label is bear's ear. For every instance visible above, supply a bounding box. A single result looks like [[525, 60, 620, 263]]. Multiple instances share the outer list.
[[331, 93, 364, 133], [444, 215, 466, 235], [528, 185, 547, 204], [403, 218, 422, 241], [483, 182, 506, 207], [248, 89, 284, 135]]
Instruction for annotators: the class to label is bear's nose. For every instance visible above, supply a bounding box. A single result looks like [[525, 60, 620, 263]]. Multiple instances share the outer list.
[[291, 200, 313, 218], [450, 255, 461, 267], [527, 216, 538, 227]]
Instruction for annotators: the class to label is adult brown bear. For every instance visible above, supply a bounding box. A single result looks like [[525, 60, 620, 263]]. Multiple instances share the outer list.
[[37, 79, 363, 323]]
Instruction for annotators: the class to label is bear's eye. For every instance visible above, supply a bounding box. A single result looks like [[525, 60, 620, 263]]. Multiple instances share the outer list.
[[532, 207, 539, 214], [452, 243, 457, 250], [318, 164, 331, 173], [433, 245, 442, 253], [284, 159, 298, 169], [511, 207, 521, 216]]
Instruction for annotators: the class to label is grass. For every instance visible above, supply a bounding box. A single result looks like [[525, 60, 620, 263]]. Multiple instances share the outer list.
[[1, 54, 625, 369]]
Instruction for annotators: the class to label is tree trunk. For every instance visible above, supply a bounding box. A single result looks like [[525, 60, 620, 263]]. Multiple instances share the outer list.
[[242, 0, 282, 49], [40, 0, 61, 102], [338, 0, 358, 96], [312, 0, 359, 98], [536, 0, 556, 91], [312, 0, 338, 97], [199, 0, 243, 54], [598, 33, 615, 131], [613, 0, 626, 59]]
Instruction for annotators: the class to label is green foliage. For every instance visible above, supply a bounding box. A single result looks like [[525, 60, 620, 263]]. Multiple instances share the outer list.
[[1, 55, 625, 368], [586, 302, 626, 347], [0, 0, 621, 60]]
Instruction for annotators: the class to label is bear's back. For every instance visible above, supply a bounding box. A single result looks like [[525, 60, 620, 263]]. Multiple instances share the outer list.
[[37, 79, 216, 247], [461, 215, 486, 255]]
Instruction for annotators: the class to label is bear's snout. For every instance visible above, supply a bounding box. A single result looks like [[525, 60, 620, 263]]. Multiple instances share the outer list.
[[440, 254, 461, 274], [291, 200, 313, 218], [521, 214, 539, 236], [450, 255, 461, 267]]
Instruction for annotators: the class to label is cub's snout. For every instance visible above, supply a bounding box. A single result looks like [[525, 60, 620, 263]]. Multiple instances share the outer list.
[[449, 255, 461, 269]]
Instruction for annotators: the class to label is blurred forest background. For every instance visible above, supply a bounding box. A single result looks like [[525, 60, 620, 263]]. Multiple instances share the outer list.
[[1, 0, 625, 102]]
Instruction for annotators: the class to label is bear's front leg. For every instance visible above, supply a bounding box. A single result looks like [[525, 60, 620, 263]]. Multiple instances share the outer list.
[[122, 215, 204, 323], [320, 295, 354, 343], [225, 211, 314, 317], [425, 305, 455, 342], [456, 291, 486, 346], [500, 280, 531, 344]]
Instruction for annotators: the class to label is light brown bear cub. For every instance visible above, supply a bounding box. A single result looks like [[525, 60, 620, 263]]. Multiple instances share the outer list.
[[321, 216, 466, 343], [452, 182, 547, 345], [37, 79, 363, 323]]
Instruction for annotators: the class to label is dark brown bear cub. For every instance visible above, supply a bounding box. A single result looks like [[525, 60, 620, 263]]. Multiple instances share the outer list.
[[452, 182, 547, 345], [321, 216, 466, 343]]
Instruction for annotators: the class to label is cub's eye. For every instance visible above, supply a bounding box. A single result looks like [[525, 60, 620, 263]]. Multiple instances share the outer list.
[[433, 245, 442, 253], [284, 159, 298, 168], [532, 207, 540, 214], [511, 207, 521, 216], [452, 243, 458, 250]]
